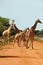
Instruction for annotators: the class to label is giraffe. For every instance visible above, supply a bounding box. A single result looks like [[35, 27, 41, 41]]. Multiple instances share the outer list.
[[14, 27, 30, 46], [14, 31, 23, 46], [14, 24, 22, 33], [2, 20, 14, 44], [14, 19, 42, 49], [26, 19, 42, 49]]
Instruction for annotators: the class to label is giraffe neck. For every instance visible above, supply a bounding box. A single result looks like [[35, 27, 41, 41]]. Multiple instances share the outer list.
[[14, 24, 20, 33], [8, 21, 14, 31], [8, 25, 12, 31], [31, 21, 37, 31]]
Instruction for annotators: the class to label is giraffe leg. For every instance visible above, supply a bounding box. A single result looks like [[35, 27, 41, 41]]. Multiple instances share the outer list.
[[29, 39, 31, 47], [16, 37, 20, 47], [17, 39, 20, 46], [8, 35, 10, 44], [2, 36, 4, 45], [23, 41, 26, 46], [17, 36, 21, 47], [31, 38, 33, 49], [26, 40, 29, 49], [18, 38, 21, 47], [23, 40, 26, 47], [23, 38, 25, 46]]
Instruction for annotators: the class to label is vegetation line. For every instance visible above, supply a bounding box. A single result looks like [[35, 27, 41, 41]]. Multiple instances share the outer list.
[[34, 36, 43, 42]]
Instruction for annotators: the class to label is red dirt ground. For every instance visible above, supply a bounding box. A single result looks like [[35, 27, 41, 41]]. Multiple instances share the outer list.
[[0, 40, 43, 65]]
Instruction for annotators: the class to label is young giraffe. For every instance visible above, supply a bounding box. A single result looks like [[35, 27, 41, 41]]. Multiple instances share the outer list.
[[14, 28, 29, 46], [2, 20, 14, 44], [26, 19, 42, 49], [14, 30, 23, 46]]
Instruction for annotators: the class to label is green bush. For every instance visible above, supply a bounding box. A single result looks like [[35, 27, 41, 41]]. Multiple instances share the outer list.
[[0, 16, 9, 36]]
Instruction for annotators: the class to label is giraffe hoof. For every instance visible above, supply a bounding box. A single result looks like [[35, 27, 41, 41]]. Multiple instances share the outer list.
[[28, 47, 29, 48], [26, 46, 29, 49], [32, 47, 34, 49], [18, 45, 21, 47]]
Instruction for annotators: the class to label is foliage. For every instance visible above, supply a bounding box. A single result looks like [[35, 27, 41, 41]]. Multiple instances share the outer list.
[[40, 30, 43, 34], [0, 16, 9, 26], [35, 30, 40, 35], [0, 16, 10, 36], [35, 29, 43, 37]]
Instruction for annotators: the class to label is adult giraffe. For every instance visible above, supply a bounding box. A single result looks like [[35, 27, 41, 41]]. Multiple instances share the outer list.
[[14, 19, 42, 49], [14, 27, 29, 46], [14, 23, 22, 33], [2, 20, 14, 44], [26, 19, 42, 49]]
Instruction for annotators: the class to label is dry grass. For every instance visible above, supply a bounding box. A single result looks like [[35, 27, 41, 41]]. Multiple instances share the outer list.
[[34, 36, 43, 42]]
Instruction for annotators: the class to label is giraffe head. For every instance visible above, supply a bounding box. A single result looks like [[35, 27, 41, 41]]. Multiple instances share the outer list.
[[10, 19, 15, 29], [36, 19, 42, 24], [12, 19, 15, 24]]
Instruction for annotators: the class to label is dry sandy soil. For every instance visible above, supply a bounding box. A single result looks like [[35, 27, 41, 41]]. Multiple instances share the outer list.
[[0, 40, 43, 65]]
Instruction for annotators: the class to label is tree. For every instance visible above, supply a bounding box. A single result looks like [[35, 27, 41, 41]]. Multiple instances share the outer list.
[[0, 16, 10, 36], [35, 30, 40, 35], [40, 29, 43, 34], [35, 29, 43, 37], [0, 16, 9, 26]]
